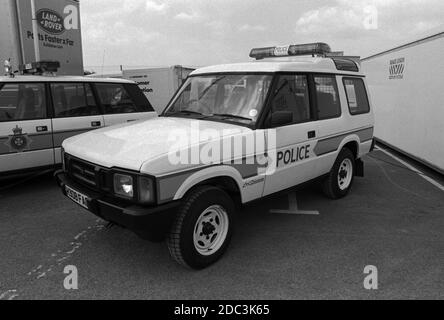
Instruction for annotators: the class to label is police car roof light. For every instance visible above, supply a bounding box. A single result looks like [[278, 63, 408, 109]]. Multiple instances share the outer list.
[[249, 47, 277, 60], [19, 61, 60, 75], [250, 42, 332, 60], [4, 59, 14, 77]]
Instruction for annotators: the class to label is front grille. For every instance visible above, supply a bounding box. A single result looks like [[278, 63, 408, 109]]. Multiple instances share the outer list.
[[71, 159, 97, 187], [64, 154, 110, 192], [64, 154, 137, 206]]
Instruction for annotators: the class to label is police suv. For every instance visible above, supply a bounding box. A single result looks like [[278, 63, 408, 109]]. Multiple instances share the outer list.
[[55, 43, 375, 269], [0, 61, 156, 178]]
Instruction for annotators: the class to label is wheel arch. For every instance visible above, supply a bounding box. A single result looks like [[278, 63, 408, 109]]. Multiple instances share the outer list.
[[173, 166, 244, 204], [338, 136, 360, 159]]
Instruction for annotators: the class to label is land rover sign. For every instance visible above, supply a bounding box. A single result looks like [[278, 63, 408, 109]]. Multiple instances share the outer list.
[[16, 0, 83, 75], [37, 9, 65, 35]]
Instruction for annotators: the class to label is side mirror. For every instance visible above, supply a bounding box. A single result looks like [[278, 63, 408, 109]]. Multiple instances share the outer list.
[[270, 111, 293, 127]]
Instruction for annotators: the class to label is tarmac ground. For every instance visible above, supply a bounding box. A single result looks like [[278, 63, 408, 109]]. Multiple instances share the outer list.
[[0, 146, 443, 300]]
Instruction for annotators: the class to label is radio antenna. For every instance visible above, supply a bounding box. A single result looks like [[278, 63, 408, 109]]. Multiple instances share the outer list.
[[101, 49, 106, 78]]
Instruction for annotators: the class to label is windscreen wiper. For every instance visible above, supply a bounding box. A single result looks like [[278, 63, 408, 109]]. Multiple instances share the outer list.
[[198, 76, 226, 100], [211, 113, 253, 121], [167, 110, 204, 116]]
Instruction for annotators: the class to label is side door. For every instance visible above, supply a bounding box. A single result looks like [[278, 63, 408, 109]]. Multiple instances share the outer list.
[[50, 82, 104, 164], [94, 82, 157, 127], [0, 82, 54, 174], [262, 73, 320, 196], [310, 74, 345, 175]]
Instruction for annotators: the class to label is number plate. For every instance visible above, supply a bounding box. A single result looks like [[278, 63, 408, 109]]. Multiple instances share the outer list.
[[65, 185, 89, 209]]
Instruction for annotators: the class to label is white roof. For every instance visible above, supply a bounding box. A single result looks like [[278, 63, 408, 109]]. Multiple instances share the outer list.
[[191, 56, 364, 76], [0, 75, 135, 84]]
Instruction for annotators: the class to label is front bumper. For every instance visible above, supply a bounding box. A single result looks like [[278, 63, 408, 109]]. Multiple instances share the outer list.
[[55, 171, 180, 241]]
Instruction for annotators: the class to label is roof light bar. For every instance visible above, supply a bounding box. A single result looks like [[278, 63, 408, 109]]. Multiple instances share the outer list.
[[19, 61, 60, 75], [250, 42, 332, 60], [4, 59, 13, 77], [249, 47, 277, 60]]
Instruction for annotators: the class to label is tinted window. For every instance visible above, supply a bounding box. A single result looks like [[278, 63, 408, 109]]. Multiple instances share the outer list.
[[96, 83, 141, 114], [269, 75, 311, 125], [0, 83, 46, 121], [51, 83, 99, 118], [123, 83, 154, 112], [343, 78, 370, 115], [314, 76, 341, 120]]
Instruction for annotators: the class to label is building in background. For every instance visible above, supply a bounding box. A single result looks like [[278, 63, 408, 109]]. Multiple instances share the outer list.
[[362, 31, 444, 174], [123, 66, 195, 113], [0, 0, 83, 75], [88, 65, 195, 113]]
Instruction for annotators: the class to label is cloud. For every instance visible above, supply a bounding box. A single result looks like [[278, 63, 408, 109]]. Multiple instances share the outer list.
[[145, 0, 168, 13], [413, 21, 442, 33], [86, 21, 161, 46], [295, 6, 376, 34], [239, 24, 266, 32], [122, 0, 146, 12], [174, 11, 200, 21], [205, 20, 231, 36], [296, 0, 444, 38], [81, 0, 444, 68], [293, 0, 444, 57]]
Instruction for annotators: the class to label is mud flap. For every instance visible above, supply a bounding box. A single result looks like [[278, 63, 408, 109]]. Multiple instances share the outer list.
[[355, 158, 364, 177]]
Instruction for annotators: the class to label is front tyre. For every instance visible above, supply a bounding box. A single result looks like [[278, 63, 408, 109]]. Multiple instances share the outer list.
[[322, 148, 356, 199], [167, 186, 235, 269]]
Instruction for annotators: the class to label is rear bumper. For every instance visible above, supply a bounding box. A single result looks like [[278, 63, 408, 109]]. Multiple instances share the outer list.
[[55, 171, 180, 241]]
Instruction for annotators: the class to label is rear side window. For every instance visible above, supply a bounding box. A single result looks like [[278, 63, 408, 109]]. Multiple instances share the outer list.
[[0, 83, 46, 121], [343, 78, 370, 115], [123, 84, 154, 112], [314, 75, 341, 120], [51, 83, 99, 118], [95, 83, 152, 114]]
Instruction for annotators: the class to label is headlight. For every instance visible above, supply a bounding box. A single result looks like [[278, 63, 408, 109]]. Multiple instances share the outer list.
[[138, 176, 154, 204], [113, 173, 155, 204], [114, 174, 134, 198]]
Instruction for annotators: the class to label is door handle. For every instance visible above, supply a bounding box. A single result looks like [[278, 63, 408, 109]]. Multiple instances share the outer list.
[[308, 131, 316, 139], [36, 126, 48, 132], [91, 121, 101, 127]]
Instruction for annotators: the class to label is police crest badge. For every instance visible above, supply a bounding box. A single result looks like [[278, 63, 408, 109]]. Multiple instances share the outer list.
[[5, 125, 32, 153]]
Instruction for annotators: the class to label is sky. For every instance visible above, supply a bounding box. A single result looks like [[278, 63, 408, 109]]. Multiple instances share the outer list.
[[80, 0, 444, 73]]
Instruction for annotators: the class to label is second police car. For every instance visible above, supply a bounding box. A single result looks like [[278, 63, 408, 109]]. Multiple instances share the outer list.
[[0, 61, 156, 178], [55, 43, 375, 269]]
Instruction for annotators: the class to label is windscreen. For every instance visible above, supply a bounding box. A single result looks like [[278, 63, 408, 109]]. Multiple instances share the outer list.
[[164, 74, 272, 124]]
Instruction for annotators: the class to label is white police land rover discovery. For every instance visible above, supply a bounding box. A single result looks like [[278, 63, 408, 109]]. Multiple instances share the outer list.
[[56, 43, 375, 269]]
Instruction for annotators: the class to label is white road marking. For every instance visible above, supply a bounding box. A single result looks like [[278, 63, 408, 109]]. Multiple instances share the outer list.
[[0, 290, 18, 300], [26, 221, 106, 280], [270, 192, 320, 215], [375, 147, 444, 192], [369, 157, 428, 200]]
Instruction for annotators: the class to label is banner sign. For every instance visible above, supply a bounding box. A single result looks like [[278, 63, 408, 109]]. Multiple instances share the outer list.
[[16, 0, 83, 75]]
